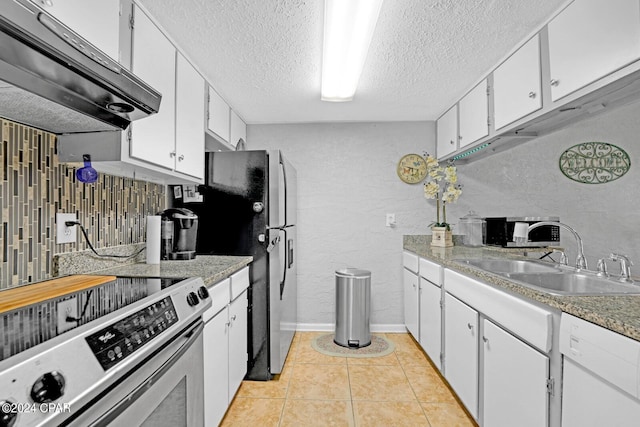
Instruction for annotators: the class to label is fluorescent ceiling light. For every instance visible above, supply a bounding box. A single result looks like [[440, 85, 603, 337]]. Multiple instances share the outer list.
[[321, 0, 384, 102]]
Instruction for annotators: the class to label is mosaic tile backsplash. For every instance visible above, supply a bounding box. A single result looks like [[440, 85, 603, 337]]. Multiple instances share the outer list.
[[0, 119, 166, 289]]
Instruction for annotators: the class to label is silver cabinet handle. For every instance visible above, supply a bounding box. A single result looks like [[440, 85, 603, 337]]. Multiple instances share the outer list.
[[550, 79, 559, 87], [178, 154, 184, 161], [230, 314, 237, 322], [467, 323, 473, 330], [169, 151, 176, 158], [482, 336, 488, 343], [528, 91, 536, 98], [450, 140, 455, 145]]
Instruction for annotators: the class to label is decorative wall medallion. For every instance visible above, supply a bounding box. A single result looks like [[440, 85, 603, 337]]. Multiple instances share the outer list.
[[397, 153, 427, 184], [559, 142, 630, 184]]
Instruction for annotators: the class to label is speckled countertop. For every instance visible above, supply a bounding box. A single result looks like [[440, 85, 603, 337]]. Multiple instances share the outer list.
[[95, 255, 253, 287], [404, 235, 640, 342]]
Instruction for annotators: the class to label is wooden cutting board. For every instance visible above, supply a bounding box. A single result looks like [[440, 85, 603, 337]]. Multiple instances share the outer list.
[[0, 275, 117, 314]]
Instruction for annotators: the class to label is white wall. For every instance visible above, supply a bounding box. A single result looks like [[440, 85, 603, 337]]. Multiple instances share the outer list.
[[448, 100, 640, 269], [248, 122, 435, 329]]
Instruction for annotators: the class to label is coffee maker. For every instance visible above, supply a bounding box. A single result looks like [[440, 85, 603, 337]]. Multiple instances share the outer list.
[[160, 208, 198, 260]]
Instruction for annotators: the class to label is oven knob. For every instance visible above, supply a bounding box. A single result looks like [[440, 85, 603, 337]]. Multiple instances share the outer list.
[[186, 292, 200, 306], [30, 371, 65, 403], [0, 400, 18, 427], [198, 286, 210, 299]]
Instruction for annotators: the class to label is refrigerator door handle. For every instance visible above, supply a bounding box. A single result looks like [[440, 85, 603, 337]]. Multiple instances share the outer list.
[[279, 228, 288, 300], [264, 234, 280, 253]]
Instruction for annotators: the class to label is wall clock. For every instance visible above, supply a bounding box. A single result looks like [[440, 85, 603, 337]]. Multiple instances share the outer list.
[[397, 153, 427, 184]]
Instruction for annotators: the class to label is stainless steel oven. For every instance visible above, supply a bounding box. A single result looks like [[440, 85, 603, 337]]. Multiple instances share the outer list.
[[0, 277, 211, 427], [68, 321, 204, 427]]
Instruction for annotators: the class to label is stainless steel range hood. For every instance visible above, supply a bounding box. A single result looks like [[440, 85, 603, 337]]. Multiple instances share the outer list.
[[0, 0, 161, 134]]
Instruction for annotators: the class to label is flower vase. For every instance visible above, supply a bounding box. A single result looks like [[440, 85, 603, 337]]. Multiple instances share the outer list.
[[431, 226, 453, 248]]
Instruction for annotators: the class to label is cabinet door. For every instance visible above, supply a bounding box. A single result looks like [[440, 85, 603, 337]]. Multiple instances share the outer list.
[[208, 87, 230, 143], [203, 307, 229, 427], [34, 0, 120, 60], [130, 5, 176, 169], [230, 110, 247, 148], [548, 0, 640, 101], [444, 293, 478, 419], [175, 53, 205, 179], [419, 277, 442, 370], [458, 80, 488, 148], [228, 291, 248, 401], [436, 105, 458, 159], [403, 268, 420, 340], [493, 35, 542, 130], [483, 319, 549, 427]]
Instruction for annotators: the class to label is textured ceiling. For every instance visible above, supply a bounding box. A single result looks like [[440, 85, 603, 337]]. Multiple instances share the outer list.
[[138, 0, 567, 124]]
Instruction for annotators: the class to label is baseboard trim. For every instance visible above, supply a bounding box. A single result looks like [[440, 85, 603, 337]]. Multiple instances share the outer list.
[[296, 323, 407, 333]]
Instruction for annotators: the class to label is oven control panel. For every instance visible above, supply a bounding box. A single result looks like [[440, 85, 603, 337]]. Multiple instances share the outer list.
[[85, 297, 178, 370]]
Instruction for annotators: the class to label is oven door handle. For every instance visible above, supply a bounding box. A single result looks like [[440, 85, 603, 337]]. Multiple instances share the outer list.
[[89, 321, 204, 427]]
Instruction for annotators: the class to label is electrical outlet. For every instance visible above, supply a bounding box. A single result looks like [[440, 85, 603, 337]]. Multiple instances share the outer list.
[[56, 297, 78, 333], [56, 213, 77, 244], [386, 213, 396, 227]]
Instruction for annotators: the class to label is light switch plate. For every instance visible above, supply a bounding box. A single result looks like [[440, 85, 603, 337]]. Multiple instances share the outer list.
[[56, 213, 77, 244]]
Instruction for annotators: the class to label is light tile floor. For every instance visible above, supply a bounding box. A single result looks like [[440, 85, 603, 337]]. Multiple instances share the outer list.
[[220, 332, 477, 426]]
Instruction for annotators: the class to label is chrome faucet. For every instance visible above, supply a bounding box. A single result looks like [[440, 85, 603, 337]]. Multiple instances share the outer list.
[[516, 221, 588, 271], [609, 253, 633, 283]]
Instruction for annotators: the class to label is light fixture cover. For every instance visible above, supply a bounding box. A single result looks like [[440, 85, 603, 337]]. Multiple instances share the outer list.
[[321, 0, 384, 102]]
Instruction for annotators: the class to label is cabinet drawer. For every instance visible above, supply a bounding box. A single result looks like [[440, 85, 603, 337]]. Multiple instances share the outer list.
[[403, 251, 419, 273], [444, 269, 552, 353], [230, 267, 250, 300], [419, 257, 440, 285], [204, 278, 230, 321]]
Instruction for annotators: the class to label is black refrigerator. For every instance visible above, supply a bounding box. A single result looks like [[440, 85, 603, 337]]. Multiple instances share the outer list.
[[185, 150, 297, 380]]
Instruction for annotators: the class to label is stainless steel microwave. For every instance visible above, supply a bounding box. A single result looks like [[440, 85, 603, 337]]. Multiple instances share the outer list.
[[484, 216, 560, 247]]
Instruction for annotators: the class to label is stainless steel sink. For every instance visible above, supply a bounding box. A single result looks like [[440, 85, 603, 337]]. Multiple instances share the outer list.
[[454, 258, 640, 296], [455, 258, 563, 274], [505, 272, 640, 296]]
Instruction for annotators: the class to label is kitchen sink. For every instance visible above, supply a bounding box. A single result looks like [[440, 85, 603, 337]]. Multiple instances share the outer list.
[[454, 258, 640, 295], [455, 258, 563, 274], [505, 272, 640, 296]]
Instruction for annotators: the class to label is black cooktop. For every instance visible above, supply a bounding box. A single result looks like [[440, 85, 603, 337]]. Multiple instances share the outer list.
[[0, 276, 187, 362]]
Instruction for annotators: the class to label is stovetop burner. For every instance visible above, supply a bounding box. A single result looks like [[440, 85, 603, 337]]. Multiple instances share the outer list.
[[0, 276, 210, 427], [0, 276, 188, 362]]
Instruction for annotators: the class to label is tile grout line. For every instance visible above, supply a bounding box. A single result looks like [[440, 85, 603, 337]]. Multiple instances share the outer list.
[[396, 337, 434, 427]]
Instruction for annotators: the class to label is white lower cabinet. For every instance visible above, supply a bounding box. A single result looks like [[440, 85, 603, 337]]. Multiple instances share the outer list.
[[203, 268, 249, 426], [482, 319, 549, 427], [403, 251, 420, 341], [444, 292, 479, 420], [203, 304, 230, 426], [419, 277, 441, 370], [228, 290, 248, 399]]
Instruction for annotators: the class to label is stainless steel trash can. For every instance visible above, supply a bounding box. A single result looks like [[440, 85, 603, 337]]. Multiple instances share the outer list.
[[334, 268, 371, 348]]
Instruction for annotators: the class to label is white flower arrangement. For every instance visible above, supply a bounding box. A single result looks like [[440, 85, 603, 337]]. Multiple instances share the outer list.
[[423, 155, 462, 230]]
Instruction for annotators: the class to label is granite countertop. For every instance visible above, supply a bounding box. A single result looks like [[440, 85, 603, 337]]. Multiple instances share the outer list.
[[404, 235, 640, 342], [95, 255, 253, 287]]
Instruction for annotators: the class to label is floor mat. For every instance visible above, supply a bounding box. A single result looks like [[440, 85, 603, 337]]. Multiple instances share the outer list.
[[311, 333, 395, 358]]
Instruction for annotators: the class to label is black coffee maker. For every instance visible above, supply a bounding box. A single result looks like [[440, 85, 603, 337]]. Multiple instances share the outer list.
[[160, 208, 198, 260]]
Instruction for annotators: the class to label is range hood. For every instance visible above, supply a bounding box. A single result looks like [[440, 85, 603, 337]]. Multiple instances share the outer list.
[[0, 0, 161, 134]]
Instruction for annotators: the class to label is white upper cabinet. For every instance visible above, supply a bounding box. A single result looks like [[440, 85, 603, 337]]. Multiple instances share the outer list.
[[548, 0, 640, 102], [458, 80, 488, 148], [229, 110, 247, 149], [130, 5, 176, 170], [32, 0, 121, 61], [493, 35, 542, 130], [208, 87, 231, 143], [436, 105, 458, 159], [175, 53, 205, 179]]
